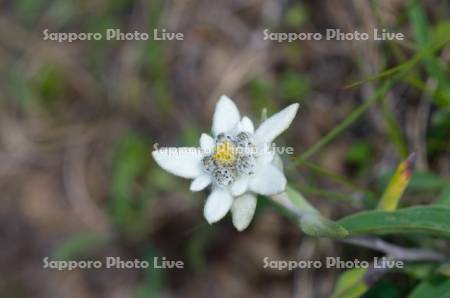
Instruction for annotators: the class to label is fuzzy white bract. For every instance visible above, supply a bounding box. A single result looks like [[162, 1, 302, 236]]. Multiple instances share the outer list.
[[152, 95, 299, 231]]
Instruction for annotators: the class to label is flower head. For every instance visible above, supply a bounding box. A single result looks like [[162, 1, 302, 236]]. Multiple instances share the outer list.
[[152, 95, 299, 231]]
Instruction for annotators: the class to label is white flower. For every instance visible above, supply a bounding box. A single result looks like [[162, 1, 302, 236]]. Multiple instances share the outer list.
[[152, 95, 299, 231]]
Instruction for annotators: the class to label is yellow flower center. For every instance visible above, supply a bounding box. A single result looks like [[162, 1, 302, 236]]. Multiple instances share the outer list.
[[212, 141, 236, 166]]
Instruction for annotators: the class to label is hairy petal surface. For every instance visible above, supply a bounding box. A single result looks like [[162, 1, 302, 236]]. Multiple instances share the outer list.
[[232, 194, 257, 231], [231, 177, 249, 196], [249, 164, 287, 195], [212, 95, 241, 136], [254, 103, 299, 145], [240, 116, 255, 133], [152, 147, 203, 179], [190, 175, 212, 191], [204, 188, 233, 224], [199, 133, 215, 153]]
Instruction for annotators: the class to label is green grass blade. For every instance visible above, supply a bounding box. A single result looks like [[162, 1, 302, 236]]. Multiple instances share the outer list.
[[409, 0, 450, 106], [293, 35, 449, 164], [344, 63, 409, 89]]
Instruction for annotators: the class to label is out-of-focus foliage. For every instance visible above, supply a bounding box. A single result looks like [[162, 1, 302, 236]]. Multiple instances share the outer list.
[[1, 0, 449, 297]]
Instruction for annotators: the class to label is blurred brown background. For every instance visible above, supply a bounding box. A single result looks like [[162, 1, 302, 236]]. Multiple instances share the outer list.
[[0, 0, 449, 297]]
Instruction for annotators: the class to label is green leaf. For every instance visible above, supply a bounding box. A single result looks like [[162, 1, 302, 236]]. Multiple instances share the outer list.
[[409, 0, 429, 47], [339, 206, 450, 237], [378, 153, 416, 211], [408, 274, 450, 298], [331, 268, 368, 298]]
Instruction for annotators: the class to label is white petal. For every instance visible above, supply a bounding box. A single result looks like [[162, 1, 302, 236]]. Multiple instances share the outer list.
[[254, 103, 299, 145], [257, 149, 275, 165], [240, 116, 254, 133], [152, 147, 203, 179], [203, 188, 233, 224], [231, 177, 249, 196], [199, 133, 215, 154], [272, 154, 284, 171], [190, 175, 212, 191], [212, 95, 241, 136], [249, 164, 287, 195], [231, 194, 257, 231]]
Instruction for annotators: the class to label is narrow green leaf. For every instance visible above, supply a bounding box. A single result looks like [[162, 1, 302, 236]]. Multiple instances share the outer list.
[[409, 0, 450, 106], [339, 206, 450, 237], [380, 101, 409, 157], [378, 153, 416, 211], [343, 63, 408, 89], [343, 28, 450, 90], [409, 0, 429, 47], [294, 31, 449, 163]]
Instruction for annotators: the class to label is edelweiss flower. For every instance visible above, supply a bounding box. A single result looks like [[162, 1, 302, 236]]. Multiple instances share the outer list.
[[152, 95, 299, 231]]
